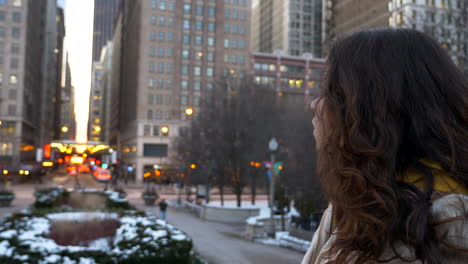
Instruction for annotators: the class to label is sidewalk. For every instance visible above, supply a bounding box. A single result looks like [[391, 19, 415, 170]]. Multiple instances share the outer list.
[[129, 197, 305, 264]]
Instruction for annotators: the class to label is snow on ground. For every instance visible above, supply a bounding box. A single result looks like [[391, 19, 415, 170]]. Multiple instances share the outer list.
[[47, 212, 119, 221]]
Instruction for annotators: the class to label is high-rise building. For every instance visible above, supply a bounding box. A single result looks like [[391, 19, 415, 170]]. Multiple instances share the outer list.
[[92, 0, 121, 61], [322, 0, 389, 50], [389, 0, 468, 74], [54, 7, 66, 140], [0, 0, 61, 165], [59, 54, 76, 141], [111, 0, 251, 183], [251, 0, 323, 57]]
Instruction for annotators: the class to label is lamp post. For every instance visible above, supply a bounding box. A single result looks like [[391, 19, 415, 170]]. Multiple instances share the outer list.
[[268, 137, 279, 236]]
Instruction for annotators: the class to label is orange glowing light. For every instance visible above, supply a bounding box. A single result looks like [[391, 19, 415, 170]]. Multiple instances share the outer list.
[[58, 158, 63, 164], [70, 156, 84, 164]]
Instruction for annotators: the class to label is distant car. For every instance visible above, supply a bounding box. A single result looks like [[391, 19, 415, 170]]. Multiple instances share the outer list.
[[93, 168, 112, 182], [78, 164, 90, 173]]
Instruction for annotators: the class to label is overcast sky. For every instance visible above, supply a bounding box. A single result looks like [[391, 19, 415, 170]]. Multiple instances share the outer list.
[[63, 0, 94, 143]]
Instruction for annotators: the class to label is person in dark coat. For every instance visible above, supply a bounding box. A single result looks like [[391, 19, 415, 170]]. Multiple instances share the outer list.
[[159, 199, 168, 220]]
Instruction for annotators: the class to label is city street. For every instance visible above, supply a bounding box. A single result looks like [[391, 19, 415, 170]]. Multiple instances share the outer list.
[[0, 172, 306, 264]]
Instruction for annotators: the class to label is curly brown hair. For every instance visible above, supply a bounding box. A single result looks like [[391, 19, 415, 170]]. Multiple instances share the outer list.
[[316, 28, 468, 263]]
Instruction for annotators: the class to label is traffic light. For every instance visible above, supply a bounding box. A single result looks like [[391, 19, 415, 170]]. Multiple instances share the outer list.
[[274, 162, 283, 175]]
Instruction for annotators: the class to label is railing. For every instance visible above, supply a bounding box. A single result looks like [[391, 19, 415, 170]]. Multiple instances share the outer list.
[[182, 200, 203, 218]]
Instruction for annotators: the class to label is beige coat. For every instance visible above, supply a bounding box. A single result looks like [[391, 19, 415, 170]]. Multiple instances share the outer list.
[[302, 194, 468, 264]]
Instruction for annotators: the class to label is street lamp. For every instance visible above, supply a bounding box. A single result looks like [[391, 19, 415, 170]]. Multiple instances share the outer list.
[[61, 126, 69, 133], [185, 107, 194, 116], [268, 137, 279, 236], [161, 126, 169, 135]]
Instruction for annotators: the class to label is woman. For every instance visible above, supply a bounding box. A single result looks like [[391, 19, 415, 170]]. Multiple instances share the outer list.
[[303, 28, 468, 264]]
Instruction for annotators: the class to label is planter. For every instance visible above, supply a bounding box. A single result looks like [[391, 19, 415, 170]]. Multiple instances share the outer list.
[[143, 195, 157, 206], [0, 194, 14, 207]]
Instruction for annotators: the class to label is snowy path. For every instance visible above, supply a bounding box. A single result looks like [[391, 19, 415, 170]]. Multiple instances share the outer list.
[[131, 198, 305, 264]]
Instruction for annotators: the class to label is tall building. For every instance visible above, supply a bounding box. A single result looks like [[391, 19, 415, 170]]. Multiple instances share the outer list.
[[389, 0, 468, 74], [59, 55, 76, 141], [92, 0, 121, 61], [112, 0, 251, 183], [54, 7, 66, 140], [322, 0, 389, 50], [0, 0, 61, 165], [89, 42, 113, 143], [251, 0, 323, 57]]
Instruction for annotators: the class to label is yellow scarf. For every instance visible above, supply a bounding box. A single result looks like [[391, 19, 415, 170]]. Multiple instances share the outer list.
[[400, 159, 468, 195]]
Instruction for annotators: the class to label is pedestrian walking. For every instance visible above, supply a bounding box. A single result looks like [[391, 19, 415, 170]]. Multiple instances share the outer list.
[[159, 198, 168, 220], [303, 28, 468, 264]]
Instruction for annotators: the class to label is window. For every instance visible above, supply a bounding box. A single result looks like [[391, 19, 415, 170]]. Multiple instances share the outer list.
[[10, 58, 18, 69], [183, 34, 190, 45], [8, 105, 15, 115], [224, 39, 229, 48], [168, 16, 174, 26], [233, 9, 238, 19], [194, 96, 200, 107], [240, 11, 246, 20], [232, 24, 238, 33], [147, 110, 153, 120], [150, 31, 156, 41], [149, 62, 155, 72], [151, 0, 157, 8], [148, 78, 154, 88], [196, 5, 204, 16], [159, 31, 165, 41], [206, 67, 214, 77], [149, 46, 156, 56], [181, 65, 189, 75], [10, 75, 17, 84], [157, 63, 164, 73], [206, 82, 213, 90], [181, 80, 188, 90], [148, 94, 154, 104], [181, 96, 188, 105], [224, 24, 230, 33], [168, 1, 175, 11], [156, 94, 163, 105], [155, 110, 162, 120], [182, 50, 190, 59], [208, 7, 215, 17], [166, 63, 172, 73], [240, 25, 246, 34], [159, 0, 166, 10], [239, 55, 245, 65], [194, 66, 201, 76], [12, 0, 21, 7], [167, 48, 173, 57], [166, 80, 172, 89], [224, 54, 229, 62], [208, 37, 215, 46], [194, 81, 201, 91], [157, 79, 163, 89], [12, 28, 20, 38], [208, 22, 215, 32], [143, 144, 168, 157], [8, 89, 16, 100], [165, 95, 172, 105], [196, 21, 203, 31], [183, 19, 190, 29], [184, 4, 191, 14], [207, 52, 214, 62], [231, 39, 237, 48], [195, 36, 202, 45], [167, 31, 173, 41], [151, 15, 157, 25], [0, 11, 5, 21], [153, 126, 160, 136], [225, 8, 230, 18], [230, 55, 237, 64], [144, 124, 151, 136], [158, 47, 164, 57], [159, 16, 165, 25], [240, 39, 246, 49]]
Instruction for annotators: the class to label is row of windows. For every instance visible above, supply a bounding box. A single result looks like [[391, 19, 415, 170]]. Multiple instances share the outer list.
[[225, 0, 248, 6], [0, 10, 21, 22], [182, 35, 216, 47], [151, 0, 174, 11], [223, 38, 247, 49], [180, 95, 200, 106], [149, 46, 173, 57], [253, 63, 323, 77], [224, 23, 247, 34], [147, 94, 172, 105], [148, 79, 172, 89], [149, 62, 172, 73], [150, 15, 174, 27], [181, 65, 214, 77], [183, 4, 216, 17], [223, 54, 246, 65], [253, 75, 317, 89], [0, 56, 20, 69], [225, 8, 247, 20], [0, 73, 18, 84], [0, 42, 20, 54], [147, 109, 172, 121], [150, 31, 174, 41], [182, 20, 217, 33], [144, 125, 169, 137], [0, 27, 20, 38], [0, 0, 22, 7], [182, 50, 215, 62]]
